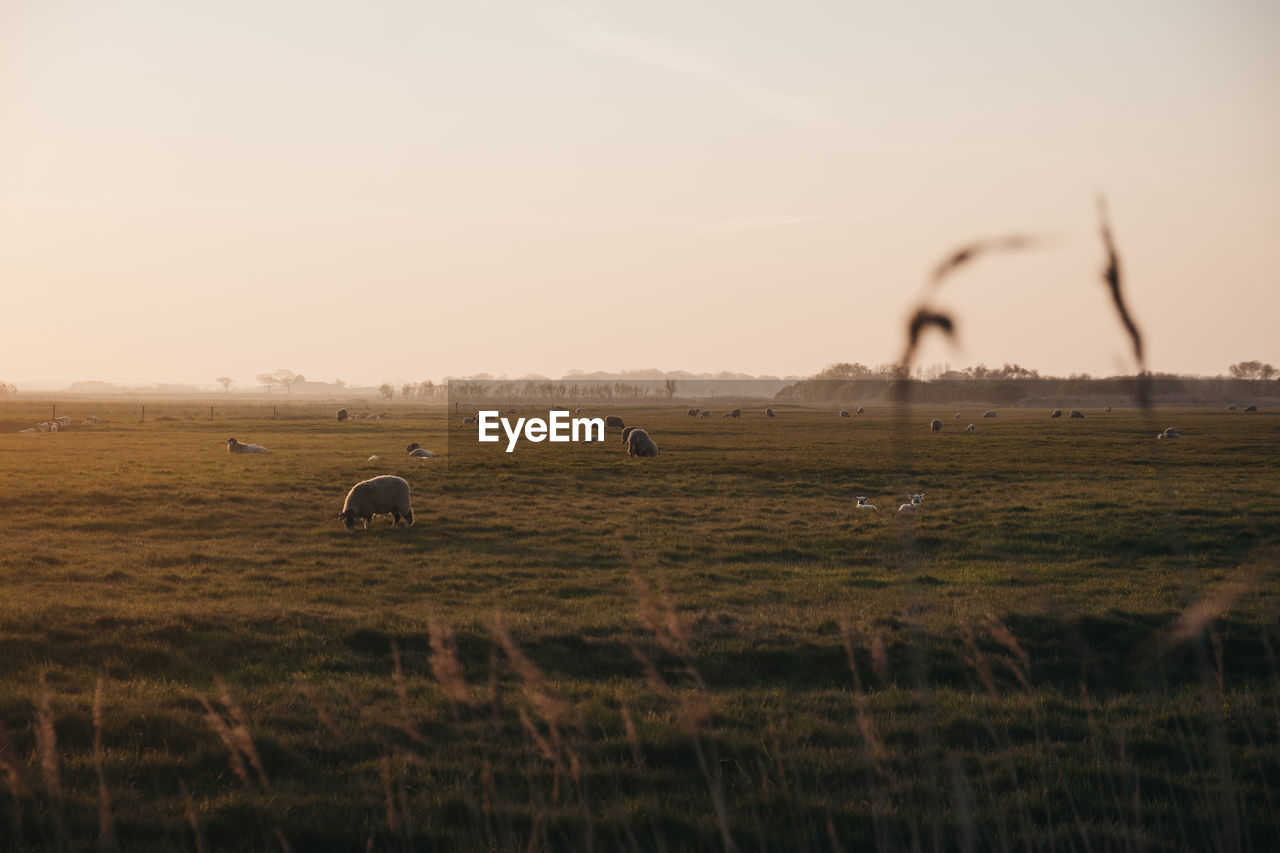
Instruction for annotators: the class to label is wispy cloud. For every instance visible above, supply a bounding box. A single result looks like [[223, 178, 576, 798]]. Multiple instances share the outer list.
[[545, 9, 831, 124]]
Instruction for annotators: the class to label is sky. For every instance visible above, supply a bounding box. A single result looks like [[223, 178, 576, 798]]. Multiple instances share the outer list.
[[2, 0, 1278, 389]]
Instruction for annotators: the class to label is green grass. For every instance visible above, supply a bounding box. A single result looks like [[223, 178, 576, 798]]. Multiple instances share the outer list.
[[0, 401, 1276, 851]]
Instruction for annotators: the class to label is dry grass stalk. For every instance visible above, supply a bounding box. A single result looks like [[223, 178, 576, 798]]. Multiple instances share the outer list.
[[296, 678, 342, 739], [93, 678, 118, 851], [983, 616, 1033, 694], [216, 679, 270, 790], [379, 754, 401, 839], [0, 716, 33, 798], [927, 234, 1037, 290], [180, 780, 208, 853], [198, 696, 251, 787], [493, 612, 571, 727], [390, 641, 427, 747], [840, 621, 888, 768], [630, 568, 691, 658], [427, 614, 474, 709], [627, 643, 676, 702], [34, 672, 68, 846], [618, 701, 644, 767], [870, 630, 891, 686]]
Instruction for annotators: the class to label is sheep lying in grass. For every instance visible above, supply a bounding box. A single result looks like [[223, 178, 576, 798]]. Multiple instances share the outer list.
[[965, 424, 975, 433], [1051, 409, 1062, 418], [839, 410, 851, 418], [462, 415, 477, 425], [898, 494, 924, 512], [765, 408, 776, 417], [226, 438, 267, 454], [605, 415, 626, 429], [626, 428, 659, 458], [855, 496, 877, 510], [339, 475, 413, 532], [730, 409, 742, 418], [930, 419, 942, 433], [1070, 409, 1084, 419], [1244, 405, 1258, 412], [983, 411, 997, 419], [1157, 427, 1181, 440], [406, 442, 436, 458]]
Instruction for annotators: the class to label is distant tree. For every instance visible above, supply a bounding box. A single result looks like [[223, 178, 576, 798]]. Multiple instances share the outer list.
[[216, 376, 233, 393], [664, 378, 678, 398], [333, 379, 347, 389], [815, 362, 871, 381], [274, 369, 298, 393], [379, 383, 395, 401], [257, 373, 278, 394], [1228, 361, 1277, 381], [0, 381, 16, 397], [401, 383, 415, 400]]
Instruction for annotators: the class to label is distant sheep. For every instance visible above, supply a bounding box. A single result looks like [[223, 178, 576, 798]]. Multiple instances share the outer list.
[[856, 407, 864, 415], [965, 424, 975, 433], [1104, 404, 1112, 413], [839, 410, 850, 418], [730, 409, 742, 418], [688, 408, 700, 417], [626, 428, 659, 458], [1244, 405, 1258, 412], [722, 412, 732, 418], [899, 494, 924, 512], [765, 408, 776, 417], [700, 410, 712, 418], [605, 415, 626, 429], [1069, 409, 1084, 419], [1157, 427, 1181, 440], [406, 442, 436, 458], [54, 417, 71, 428], [983, 411, 997, 419], [954, 413, 961, 420], [855, 496, 877, 510], [463, 416, 477, 425], [1227, 405, 1238, 411], [930, 419, 942, 433], [226, 438, 267, 454], [337, 408, 348, 422], [620, 426, 637, 446], [1051, 409, 1062, 418], [339, 475, 413, 532]]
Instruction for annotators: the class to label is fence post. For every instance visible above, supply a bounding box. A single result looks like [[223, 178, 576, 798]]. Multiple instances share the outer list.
[[141, 405, 145, 424]]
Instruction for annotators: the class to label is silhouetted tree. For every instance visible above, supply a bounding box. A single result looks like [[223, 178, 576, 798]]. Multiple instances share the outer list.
[[216, 377, 233, 393], [256, 373, 278, 394], [274, 369, 298, 393], [1229, 361, 1277, 381], [379, 383, 395, 401]]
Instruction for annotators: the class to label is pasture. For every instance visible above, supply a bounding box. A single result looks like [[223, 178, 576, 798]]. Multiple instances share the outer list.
[[0, 401, 1276, 851]]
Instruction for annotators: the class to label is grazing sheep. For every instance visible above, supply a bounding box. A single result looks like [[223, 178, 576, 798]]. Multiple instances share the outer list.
[[1244, 405, 1258, 412], [765, 408, 775, 417], [1069, 409, 1084, 419], [855, 496, 877, 510], [605, 415, 626, 429], [898, 494, 924, 512], [965, 424, 975, 433], [620, 426, 637, 446], [463, 416, 477, 425], [687, 408, 700, 416], [730, 409, 742, 418], [1104, 404, 1112, 413], [1157, 427, 1181, 440], [1051, 409, 1062, 418], [339, 475, 413, 532], [954, 413, 961, 420], [983, 411, 997, 419], [839, 410, 850, 418], [856, 407, 864, 415], [36, 422, 51, 433], [406, 442, 437, 458], [337, 408, 348, 422], [226, 437, 267, 454], [700, 410, 712, 418], [930, 419, 942, 433], [722, 412, 732, 418], [626, 428, 659, 458], [54, 417, 71, 428]]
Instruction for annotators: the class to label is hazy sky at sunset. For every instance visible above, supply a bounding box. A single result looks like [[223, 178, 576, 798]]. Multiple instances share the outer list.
[[3, 1, 1278, 389]]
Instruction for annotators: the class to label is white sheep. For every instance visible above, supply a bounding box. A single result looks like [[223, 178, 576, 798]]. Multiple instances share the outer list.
[[898, 494, 924, 512], [339, 475, 413, 531], [1051, 409, 1062, 418], [855, 496, 878, 510], [1104, 404, 1112, 413], [626, 428, 659, 458], [857, 407, 864, 415], [226, 437, 267, 454], [930, 419, 942, 433], [983, 411, 997, 419], [954, 413, 961, 419], [54, 417, 71, 428], [964, 424, 975, 433], [406, 442, 437, 458], [1157, 427, 1181, 439]]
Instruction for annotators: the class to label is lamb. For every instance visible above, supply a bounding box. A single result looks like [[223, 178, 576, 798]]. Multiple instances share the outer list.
[[965, 424, 975, 433], [855, 496, 877, 510], [839, 410, 851, 418], [54, 417, 71, 428], [227, 437, 267, 453], [1051, 409, 1062, 418], [626, 428, 659, 458], [898, 494, 924, 512], [406, 442, 437, 458], [765, 408, 776, 417], [337, 408, 348, 422], [1070, 409, 1084, 419], [983, 411, 997, 419], [605, 415, 626, 429], [930, 419, 942, 433], [338, 475, 413, 532]]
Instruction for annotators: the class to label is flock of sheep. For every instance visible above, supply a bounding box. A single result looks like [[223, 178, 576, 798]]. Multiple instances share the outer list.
[[17, 415, 97, 433]]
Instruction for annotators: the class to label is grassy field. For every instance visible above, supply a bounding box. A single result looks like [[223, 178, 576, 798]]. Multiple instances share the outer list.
[[0, 400, 1276, 851]]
